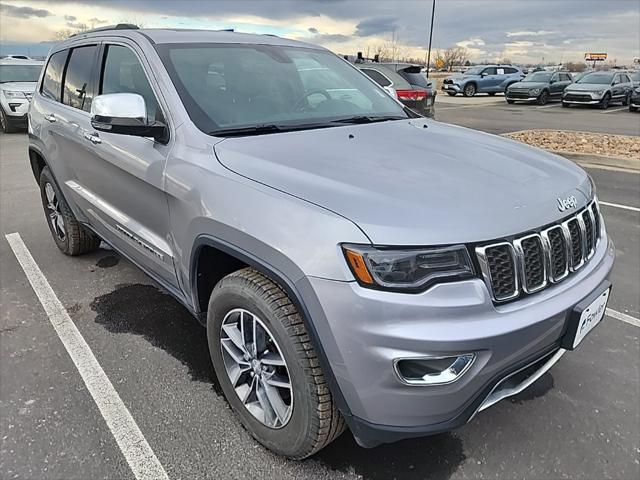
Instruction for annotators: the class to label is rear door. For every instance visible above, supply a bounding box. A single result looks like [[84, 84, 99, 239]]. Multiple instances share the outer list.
[[63, 40, 178, 289]]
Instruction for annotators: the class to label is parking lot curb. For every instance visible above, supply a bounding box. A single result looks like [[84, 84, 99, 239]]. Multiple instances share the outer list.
[[554, 152, 640, 172]]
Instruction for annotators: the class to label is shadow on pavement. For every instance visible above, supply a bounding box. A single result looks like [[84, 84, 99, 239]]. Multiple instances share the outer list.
[[312, 431, 465, 480], [90, 283, 222, 395]]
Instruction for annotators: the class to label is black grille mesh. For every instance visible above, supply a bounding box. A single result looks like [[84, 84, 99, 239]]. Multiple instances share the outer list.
[[521, 237, 545, 289], [582, 212, 594, 254], [591, 204, 600, 241], [568, 219, 583, 265], [547, 228, 567, 280], [485, 245, 516, 299]]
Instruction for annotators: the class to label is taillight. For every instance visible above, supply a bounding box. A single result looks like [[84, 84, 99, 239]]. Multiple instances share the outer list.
[[395, 90, 428, 101]]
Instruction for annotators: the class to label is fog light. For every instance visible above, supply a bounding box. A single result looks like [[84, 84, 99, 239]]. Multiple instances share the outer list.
[[394, 353, 475, 386]]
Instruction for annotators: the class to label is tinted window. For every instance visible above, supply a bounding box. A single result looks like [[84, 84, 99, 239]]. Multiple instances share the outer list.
[[397, 67, 431, 88], [621, 74, 631, 83], [63, 45, 97, 111], [101, 45, 158, 123], [482, 67, 497, 75], [504, 67, 517, 74], [361, 68, 391, 87], [41, 50, 68, 102], [561, 73, 571, 82]]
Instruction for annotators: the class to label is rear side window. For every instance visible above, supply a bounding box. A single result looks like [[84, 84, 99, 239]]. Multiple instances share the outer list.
[[100, 44, 159, 123], [397, 68, 431, 88], [63, 45, 98, 111], [41, 50, 68, 102], [504, 67, 517, 74], [361, 68, 391, 87]]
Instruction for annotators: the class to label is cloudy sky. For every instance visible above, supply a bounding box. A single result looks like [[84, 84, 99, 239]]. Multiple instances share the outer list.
[[1, 0, 638, 65]]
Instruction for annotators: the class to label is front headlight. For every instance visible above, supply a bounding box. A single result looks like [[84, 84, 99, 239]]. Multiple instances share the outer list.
[[529, 88, 541, 95], [594, 90, 604, 95], [2, 90, 26, 99], [342, 244, 474, 292]]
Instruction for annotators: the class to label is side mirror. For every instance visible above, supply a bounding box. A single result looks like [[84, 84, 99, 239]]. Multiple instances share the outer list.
[[549, 79, 556, 84], [91, 93, 168, 143], [480, 72, 488, 77]]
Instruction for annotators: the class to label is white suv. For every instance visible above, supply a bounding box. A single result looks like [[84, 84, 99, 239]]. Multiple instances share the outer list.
[[0, 58, 43, 132]]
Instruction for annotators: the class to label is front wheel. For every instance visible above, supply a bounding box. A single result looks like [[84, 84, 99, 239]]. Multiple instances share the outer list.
[[562, 101, 570, 108], [39, 167, 100, 255], [463, 83, 476, 97], [599, 93, 611, 109], [0, 108, 17, 133], [488, 92, 496, 96], [446, 91, 457, 96], [622, 93, 631, 106], [506, 99, 515, 104], [207, 268, 346, 459], [630, 104, 638, 112], [537, 90, 550, 105]]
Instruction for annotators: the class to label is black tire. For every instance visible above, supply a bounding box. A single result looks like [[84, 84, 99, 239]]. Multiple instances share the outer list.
[[599, 93, 610, 110], [622, 93, 630, 106], [0, 108, 17, 133], [488, 92, 496, 96], [463, 83, 476, 97], [630, 104, 638, 112], [39, 167, 100, 255], [207, 268, 346, 459], [562, 101, 570, 108], [506, 99, 515, 104], [537, 90, 550, 105], [446, 91, 457, 96]]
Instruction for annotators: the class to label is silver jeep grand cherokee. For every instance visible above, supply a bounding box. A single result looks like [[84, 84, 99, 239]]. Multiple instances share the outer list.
[[28, 26, 614, 459]]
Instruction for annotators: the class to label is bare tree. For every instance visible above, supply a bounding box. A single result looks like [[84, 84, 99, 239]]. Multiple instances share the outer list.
[[442, 47, 470, 71], [52, 25, 88, 41]]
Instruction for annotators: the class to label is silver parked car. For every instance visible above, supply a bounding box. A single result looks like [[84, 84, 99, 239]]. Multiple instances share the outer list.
[[28, 26, 614, 458], [562, 71, 633, 109], [0, 58, 44, 132]]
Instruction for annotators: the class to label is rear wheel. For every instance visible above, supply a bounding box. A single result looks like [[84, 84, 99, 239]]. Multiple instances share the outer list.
[[446, 91, 457, 96], [39, 167, 100, 255], [207, 268, 345, 459], [599, 93, 610, 109], [537, 90, 550, 105], [488, 92, 496, 96], [463, 83, 476, 97]]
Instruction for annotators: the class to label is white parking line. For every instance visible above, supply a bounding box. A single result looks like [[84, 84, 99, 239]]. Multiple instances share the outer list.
[[600, 201, 640, 213], [606, 309, 640, 328], [5, 232, 169, 480], [602, 107, 627, 114]]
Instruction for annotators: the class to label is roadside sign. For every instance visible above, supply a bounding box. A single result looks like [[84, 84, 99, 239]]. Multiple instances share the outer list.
[[584, 53, 607, 62]]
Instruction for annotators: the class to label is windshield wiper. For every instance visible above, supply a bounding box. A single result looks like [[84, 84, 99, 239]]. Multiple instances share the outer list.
[[330, 115, 407, 124], [209, 124, 286, 137]]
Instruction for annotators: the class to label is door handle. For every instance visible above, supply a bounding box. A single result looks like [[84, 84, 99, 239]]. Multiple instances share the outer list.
[[83, 131, 102, 144], [44, 113, 56, 123]]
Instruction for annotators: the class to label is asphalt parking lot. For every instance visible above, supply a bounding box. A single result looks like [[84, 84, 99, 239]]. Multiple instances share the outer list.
[[436, 93, 640, 136], [1, 130, 638, 480]]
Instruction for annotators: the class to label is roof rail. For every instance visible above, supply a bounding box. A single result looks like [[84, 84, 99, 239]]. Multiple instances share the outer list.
[[70, 23, 139, 37]]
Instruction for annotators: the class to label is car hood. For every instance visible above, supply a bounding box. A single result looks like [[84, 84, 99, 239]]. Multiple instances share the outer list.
[[509, 81, 548, 90], [214, 120, 591, 245], [0, 81, 37, 93], [565, 83, 607, 92]]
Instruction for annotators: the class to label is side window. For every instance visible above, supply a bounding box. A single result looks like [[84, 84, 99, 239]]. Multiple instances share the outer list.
[[504, 67, 517, 74], [482, 67, 496, 75], [41, 50, 68, 102], [100, 44, 159, 123], [360, 68, 392, 87], [63, 45, 98, 111], [622, 74, 631, 83], [495, 67, 505, 75], [612, 75, 621, 85], [550, 73, 559, 82]]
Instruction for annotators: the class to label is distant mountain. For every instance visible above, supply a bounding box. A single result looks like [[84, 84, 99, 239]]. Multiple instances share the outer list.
[[0, 41, 57, 60]]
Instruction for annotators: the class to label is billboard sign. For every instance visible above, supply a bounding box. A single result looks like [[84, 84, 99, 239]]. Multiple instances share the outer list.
[[584, 53, 607, 62]]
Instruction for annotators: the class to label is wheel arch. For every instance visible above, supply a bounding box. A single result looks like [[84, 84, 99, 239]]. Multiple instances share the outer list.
[[189, 234, 353, 417], [28, 146, 48, 182]]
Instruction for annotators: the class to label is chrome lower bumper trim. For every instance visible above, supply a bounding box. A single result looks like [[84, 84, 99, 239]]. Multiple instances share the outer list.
[[477, 348, 566, 413], [563, 100, 600, 105]]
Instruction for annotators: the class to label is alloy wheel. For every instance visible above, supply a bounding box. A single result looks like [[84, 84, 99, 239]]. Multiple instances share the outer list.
[[44, 183, 66, 241], [220, 308, 293, 429]]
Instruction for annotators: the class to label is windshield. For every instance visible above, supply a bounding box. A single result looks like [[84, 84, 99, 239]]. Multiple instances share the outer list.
[[522, 72, 553, 82], [464, 66, 484, 75], [156, 43, 407, 135], [0, 64, 42, 83], [630, 72, 640, 81], [577, 72, 614, 84]]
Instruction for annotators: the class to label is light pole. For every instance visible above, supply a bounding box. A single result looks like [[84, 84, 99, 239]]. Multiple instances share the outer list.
[[426, 0, 436, 78]]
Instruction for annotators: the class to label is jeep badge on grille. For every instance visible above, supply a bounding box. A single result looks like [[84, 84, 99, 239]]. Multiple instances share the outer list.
[[557, 195, 578, 212]]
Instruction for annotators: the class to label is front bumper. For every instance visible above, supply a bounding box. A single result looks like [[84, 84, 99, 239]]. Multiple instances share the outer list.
[[441, 83, 461, 93], [300, 236, 615, 447], [506, 93, 538, 102]]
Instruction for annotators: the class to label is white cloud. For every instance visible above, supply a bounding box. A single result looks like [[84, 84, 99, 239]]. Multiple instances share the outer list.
[[506, 30, 555, 37]]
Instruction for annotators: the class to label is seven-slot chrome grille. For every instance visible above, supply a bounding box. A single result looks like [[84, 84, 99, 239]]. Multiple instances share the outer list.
[[476, 199, 602, 302]]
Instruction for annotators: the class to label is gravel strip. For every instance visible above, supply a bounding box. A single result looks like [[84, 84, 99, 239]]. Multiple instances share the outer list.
[[504, 130, 640, 161]]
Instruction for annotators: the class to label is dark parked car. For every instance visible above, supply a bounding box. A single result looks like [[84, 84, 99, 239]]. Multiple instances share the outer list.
[[629, 86, 640, 112], [629, 71, 640, 87], [506, 71, 573, 105], [357, 63, 436, 117], [562, 71, 633, 109]]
